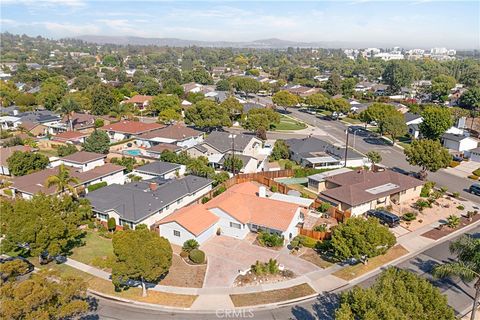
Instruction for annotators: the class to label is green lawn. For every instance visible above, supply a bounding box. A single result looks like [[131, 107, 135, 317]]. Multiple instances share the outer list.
[[70, 231, 114, 266], [38, 148, 58, 158], [273, 115, 307, 131], [342, 117, 362, 124]]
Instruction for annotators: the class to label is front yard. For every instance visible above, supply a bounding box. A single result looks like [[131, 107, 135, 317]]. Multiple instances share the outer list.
[[230, 283, 315, 307], [70, 231, 114, 268], [273, 115, 307, 131]]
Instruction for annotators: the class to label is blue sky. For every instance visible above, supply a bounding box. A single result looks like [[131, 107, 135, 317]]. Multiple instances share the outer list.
[[1, 1, 478, 48]]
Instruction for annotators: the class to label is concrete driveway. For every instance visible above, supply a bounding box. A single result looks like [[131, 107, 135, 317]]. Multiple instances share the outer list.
[[201, 235, 320, 288], [444, 161, 479, 179]]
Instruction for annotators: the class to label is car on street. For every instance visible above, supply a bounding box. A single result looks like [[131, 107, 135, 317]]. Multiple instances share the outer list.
[[469, 183, 480, 196], [366, 209, 400, 227]]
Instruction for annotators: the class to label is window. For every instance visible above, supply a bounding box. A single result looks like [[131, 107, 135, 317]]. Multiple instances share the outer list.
[[119, 219, 133, 229], [230, 222, 241, 229], [177, 198, 182, 204], [96, 212, 108, 220], [173, 230, 181, 237]]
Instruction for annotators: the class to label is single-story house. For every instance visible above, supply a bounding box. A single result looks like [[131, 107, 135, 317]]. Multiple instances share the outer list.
[[51, 131, 89, 144], [52, 151, 108, 172], [132, 161, 186, 180], [156, 182, 304, 246], [285, 137, 369, 169], [0, 116, 22, 130], [144, 143, 182, 159], [0, 145, 32, 175], [404, 112, 423, 139], [101, 120, 164, 142], [442, 133, 478, 152], [318, 169, 424, 216], [135, 123, 204, 149], [61, 112, 96, 132], [123, 95, 154, 109], [86, 175, 213, 229], [307, 167, 353, 193]]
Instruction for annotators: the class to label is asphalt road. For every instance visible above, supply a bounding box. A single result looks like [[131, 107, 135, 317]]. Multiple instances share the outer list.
[[282, 109, 477, 203], [87, 225, 479, 320]]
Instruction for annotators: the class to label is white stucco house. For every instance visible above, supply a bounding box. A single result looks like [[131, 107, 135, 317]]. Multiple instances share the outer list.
[[442, 133, 478, 152]]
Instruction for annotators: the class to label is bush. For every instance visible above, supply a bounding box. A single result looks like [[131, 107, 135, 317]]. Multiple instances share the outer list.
[[182, 239, 199, 253], [201, 197, 210, 204], [189, 249, 205, 264], [313, 224, 327, 232], [316, 202, 331, 213], [251, 259, 279, 275], [257, 231, 284, 247], [283, 160, 293, 170], [3, 189, 13, 196], [402, 212, 417, 221], [452, 191, 460, 198], [468, 175, 479, 180], [107, 217, 116, 232], [87, 181, 107, 192], [213, 186, 226, 197], [420, 181, 435, 198], [473, 168, 480, 176], [456, 205, 465, 210], [415, 199, 431, 212], [446, 215, 460, 228], [449, 161, 460, 167], [291, 235, 319, 249], [57, 144, 78, 157], [270, 185, 278, 192], [179, 250, 189, 258]]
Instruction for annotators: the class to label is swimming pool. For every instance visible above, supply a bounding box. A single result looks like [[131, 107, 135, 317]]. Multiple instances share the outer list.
[[123, 149, 142, 156]]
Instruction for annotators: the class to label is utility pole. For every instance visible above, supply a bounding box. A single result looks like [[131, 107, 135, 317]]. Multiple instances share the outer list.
[[344, 129, 349, 168]]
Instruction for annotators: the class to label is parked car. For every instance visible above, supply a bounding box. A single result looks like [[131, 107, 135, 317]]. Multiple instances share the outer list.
[[452, 155, 463, 162], [366, 209, 400, 227], [469, 183, 480, 196]]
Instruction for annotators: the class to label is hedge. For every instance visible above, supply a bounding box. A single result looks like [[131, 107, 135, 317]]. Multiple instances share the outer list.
[[87, 181, 107, 192], [473, 168, 480, 176], [189, 249, 205, 264], [449, 161, 460, 168], [468, 175, 479, 180]]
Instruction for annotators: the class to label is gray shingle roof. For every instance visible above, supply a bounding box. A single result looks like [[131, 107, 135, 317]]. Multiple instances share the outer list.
[[286, 137, 364, 160], [86, 175, 212, 223], [204, 131, 259, 153], [134, 161, 181, 176], [404, 112, 422, 123]]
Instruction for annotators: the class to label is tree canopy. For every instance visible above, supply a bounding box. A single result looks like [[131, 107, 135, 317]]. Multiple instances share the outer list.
[[382, 60, 417, 92], [6, 151, 49, 176], [420, 105, 454, 140], [272, 90, 299, 111], [83, 130, 111, 154], [404, 139, 451, 176], [112, 228, 173, 296], [185, 99, 232, 129], [336, 267, 455, 320]]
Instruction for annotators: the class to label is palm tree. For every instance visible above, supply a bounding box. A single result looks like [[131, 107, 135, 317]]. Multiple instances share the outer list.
[[45, 164, 80, 197], [433, 235, 480, 320], [366, 151, 382, 171], [110, 103, 134, 120], [57, 97, 80, 131]]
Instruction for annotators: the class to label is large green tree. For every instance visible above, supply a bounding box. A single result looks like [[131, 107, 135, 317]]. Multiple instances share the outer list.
[[459, 87, 480, 110], [433, 235, 480, 320], [272, 90, 300, 112], [329, 217, 396, 261], [430, 74, 457, 102], [382, 60, 417, 93], [1, 269, 89, 319], [1, 195, 90, 260], [89, 84, 117, 115], [404, 139, 451, 179], [381, 110, 407, 143], [304, 93, 329, 108], [325, 72, 342, 95], [242, 108, 280, 131], [185, 99, 232, 129], [83, 130, 111, 154], [6, 151, 49, 176], [419, 105, 454, 140], [112, 228, 173, 297], [270, 140, 290, 161], [336, 268, 455, 320], [222, 155, 243, 174], [148, 94, 181, 116]]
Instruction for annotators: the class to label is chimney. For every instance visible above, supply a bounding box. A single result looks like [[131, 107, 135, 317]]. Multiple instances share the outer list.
[[259, 186, 266, 198], [149, 182, 158, 191]]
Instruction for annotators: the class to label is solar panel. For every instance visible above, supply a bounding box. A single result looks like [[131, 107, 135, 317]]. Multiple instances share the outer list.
[[365, 183, 399, 194]]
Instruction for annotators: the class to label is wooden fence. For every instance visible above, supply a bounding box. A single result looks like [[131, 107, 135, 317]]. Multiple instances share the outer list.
[[298, 228, 331, 241], [312, 198, 351, 223]]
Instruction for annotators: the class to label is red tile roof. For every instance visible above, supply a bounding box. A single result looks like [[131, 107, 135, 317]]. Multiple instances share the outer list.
[[101, 121, 164, 134], [158, 204, 219, 236], [52, 131, 88, 142], [125, 95, 154, 104], [137, 124, 202, 141]]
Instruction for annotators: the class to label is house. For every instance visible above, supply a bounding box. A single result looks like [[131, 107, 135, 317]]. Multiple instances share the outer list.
[[187, 131, 263, 173], [0, 145, 32, 175], [0, 116, 22, 130], [318, 169, 424, 216], [52, 151, 109, 172], [18, 110, 63, 135], [101, 120, 164, 142], [156, 182, 304, 246], [144, 143, 182, 159], [132, 161, 186, 180], [285, 137, 369, 169], [86, 175, 213, 229], [51, 131, 89, 144], [404, 112, 423, 139], [307, 167, 353, 193], [284, 85, 320, 97], [183, 82, 203, 93], [205, 91, 228, 103], [123, 95, 154, 109], [442, 133, 478, 152], [469, 147, 480, 162], [61, 112, 96, 131], [135, 123, 204, 149], [11, 161, 125, 199]]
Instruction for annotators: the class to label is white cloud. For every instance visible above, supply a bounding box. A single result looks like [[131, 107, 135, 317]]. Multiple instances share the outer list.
[[43, 22, 100, 35]]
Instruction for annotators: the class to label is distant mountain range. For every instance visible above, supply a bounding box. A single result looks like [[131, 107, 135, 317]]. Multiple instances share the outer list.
[[74, 35, 391, 49]]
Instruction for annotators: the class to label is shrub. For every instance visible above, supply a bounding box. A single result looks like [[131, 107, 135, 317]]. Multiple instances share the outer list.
[[466, 211, 475, 220], [415, 199, 431, 212], [449, 161, 460, 167], [456, 205, 465, 210], [182, 239, 199, 253], [446, 215, 460, 228], [213, 186, 226, 197], [284, 160, 293, 170], [87, 181, 108, 192], [270, 185, 278, 192], [107, 217, 116, 232], [313, 224, 327, 232], [179, 250, 189, 258], [420, 181, 435, 197], [189, 249, 205, 264], [257, 231, 284, 247], [57, 144, 78, 157], [402, 212, 417, 221], [201, 197, 210, 204], [468, 175, 479, 180], [316, 202, 331, 213], [473, 168, 480, 176], [3, 189, 13, 196], [291, 235, 319, 249], [439, 186, 448, 194], [452, 192, 460, 198], [251, 259, 280, 275]]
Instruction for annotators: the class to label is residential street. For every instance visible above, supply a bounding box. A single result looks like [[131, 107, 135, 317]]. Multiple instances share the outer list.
[[281, 109, 477, 203], [89, 224, 480, 320]]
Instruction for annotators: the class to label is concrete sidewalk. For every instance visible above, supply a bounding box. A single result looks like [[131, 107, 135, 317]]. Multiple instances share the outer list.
[[62, 217, 480, 311]]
